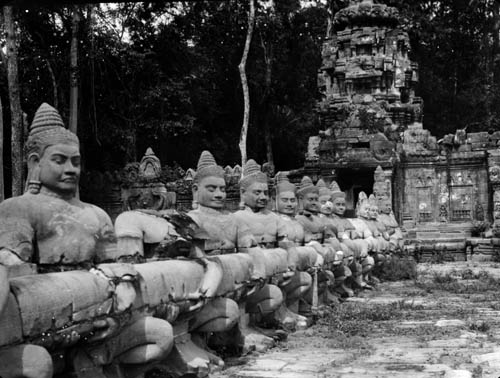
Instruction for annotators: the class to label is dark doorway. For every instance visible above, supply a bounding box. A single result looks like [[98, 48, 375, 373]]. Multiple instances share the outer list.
[[336, 167, 375, 216]]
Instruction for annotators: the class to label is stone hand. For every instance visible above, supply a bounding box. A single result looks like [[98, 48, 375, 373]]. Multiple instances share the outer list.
[[0, 249, 23, 266], [88, 317, 120, 343], [93, 263, 139, 312], [114, 281, 137, 312], [198, 259, 223, 298], [314, 253, 324, 268], [280, 270, 295, 287]]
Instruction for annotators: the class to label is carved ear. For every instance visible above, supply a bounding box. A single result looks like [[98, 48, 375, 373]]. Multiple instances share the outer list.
[[27, 152, 40, 171], [25, 153, 41, 194], [192, 183, 199, 195]]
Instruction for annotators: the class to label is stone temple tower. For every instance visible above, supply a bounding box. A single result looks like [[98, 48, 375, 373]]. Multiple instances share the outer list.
[[306, 0, 422, 211]]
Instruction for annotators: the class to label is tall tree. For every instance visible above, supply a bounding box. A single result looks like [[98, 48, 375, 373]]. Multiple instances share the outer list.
[[69, 6, 80, 134], [257, 0, 276, 168], [3, 6, 23, 196], [0, 99, 4, 202], [239, 0, 256, 166]]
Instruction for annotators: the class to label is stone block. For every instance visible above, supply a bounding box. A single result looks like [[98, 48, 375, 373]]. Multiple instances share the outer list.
[[471, 352, 500, 364], [237, 372, 317, 378], [468, 132, 489, 142], [443, 370, 472, 378], [246, 359, 288, 371], [434, 319, 465, 327], [427, 338, 469, 347]]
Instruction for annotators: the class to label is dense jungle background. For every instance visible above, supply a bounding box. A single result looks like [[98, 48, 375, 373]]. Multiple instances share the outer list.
[[1, 0, 500, 198]]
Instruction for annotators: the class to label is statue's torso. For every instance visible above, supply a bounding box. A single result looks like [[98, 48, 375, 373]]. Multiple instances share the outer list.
[[0, 193, 114, 265], [233, 207, 285, 247], [377, 213, 399, 230], [330, 215, 355, 232], [188, 206, 254, 251], [296, 213, 325, 243], [277, 214, 305, 245], [348, 217, 373, 238], [363, 218, 382, 236]]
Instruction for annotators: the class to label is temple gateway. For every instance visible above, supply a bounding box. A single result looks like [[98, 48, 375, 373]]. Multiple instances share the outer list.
[[303, 0, 498, 257]]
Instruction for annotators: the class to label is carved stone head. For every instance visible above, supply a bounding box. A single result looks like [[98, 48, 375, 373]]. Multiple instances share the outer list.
[[274, 174, 297, 216], [356, 192, 370, 219], [240, 159, 269, 210], [378, 197, 392, 214], [26, 103, 80, 197], [192, 151, 226, 210], [297, 176, 320, 214]]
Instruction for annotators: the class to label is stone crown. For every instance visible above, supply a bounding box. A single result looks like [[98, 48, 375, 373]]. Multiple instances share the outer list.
[[275, 173, 296, 194], [297, 176, 319, 196], [26, 103, 79, 156], [194, 150, 225, 182], [240, 159, 268, 189], [329, 180, 346, 200]]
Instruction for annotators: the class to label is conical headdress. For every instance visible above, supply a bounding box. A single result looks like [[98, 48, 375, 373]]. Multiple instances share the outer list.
[[239, 159, 268, 189], [193, 150, 225, 183], [26, 103, 79, 156], [297, 176, 318, 196], [330, 180, 346, 201], [274, 172, 296, 194], [356, 191, 369, 216], [316, 179, 331, 198]]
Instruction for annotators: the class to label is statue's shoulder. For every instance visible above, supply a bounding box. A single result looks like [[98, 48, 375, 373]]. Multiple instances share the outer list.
[[0, 193, 37, 215], [80, 200, 113, 225], [232, 209, 246, 219]]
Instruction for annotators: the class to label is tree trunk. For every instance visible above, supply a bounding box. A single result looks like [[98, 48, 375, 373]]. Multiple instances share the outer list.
[[238, 0, 255, 166], [3, 6, 23, 197], [45, 58, 58, 109], [0, 99, 4, 202], [69, 6, 80, 134], [493, 0, 500, 115], [261, 38, 274, 168]]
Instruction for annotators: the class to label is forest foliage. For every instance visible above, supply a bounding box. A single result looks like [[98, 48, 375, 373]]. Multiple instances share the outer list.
[[1, 0, 499, 184]]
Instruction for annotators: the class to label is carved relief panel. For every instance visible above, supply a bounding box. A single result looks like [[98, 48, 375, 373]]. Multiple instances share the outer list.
[[448, 170, 475, 222], [414, 169, 436, 223], [449, 186, 473, 221]]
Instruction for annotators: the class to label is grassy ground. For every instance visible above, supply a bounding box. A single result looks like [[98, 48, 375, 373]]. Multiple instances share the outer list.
[[213, 260, 500, 378]]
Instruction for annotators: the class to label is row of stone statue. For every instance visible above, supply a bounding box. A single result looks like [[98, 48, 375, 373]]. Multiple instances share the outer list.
[[0, 103, 403, 378]]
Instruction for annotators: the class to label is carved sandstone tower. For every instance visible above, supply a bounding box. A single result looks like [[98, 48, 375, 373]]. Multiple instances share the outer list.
[[306, 0, 421, 213], [305, 0, 496, 261]]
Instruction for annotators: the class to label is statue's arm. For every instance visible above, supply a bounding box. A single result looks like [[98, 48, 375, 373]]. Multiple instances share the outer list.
[[236, 220, 257, 250], [0, 264, 8, 317], [0, 198, 35, 264]]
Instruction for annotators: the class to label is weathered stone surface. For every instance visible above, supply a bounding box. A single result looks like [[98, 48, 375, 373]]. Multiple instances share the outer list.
[[471, 352, 500, 364], [214, 264, 500, 378], [443, 370, 472, 378], [434, 319, 466, 327]]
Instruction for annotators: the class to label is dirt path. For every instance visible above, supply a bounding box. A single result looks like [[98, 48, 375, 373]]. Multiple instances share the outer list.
[[212, 262, 500, 378]]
